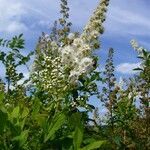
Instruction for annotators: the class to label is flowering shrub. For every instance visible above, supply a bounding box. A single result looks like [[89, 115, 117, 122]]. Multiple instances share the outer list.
[[0, 0, 149, 149]]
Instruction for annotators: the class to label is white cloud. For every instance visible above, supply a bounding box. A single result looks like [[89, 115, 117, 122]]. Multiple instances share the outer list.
[[1, 0, 149, 37], [6, 21, 27, 33], [116, 62, 141, 74], [104, 0, 150, 37], [0, 0, 27, 33]]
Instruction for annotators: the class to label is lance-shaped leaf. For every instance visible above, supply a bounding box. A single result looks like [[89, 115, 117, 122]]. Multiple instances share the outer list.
[[0, 109, 8, 133], [44, 112, 66, 142], [80, 140, 106, 150], [12, 130, 29, 147]]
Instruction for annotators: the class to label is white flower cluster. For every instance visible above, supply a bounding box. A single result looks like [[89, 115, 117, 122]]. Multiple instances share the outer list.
[[38, 34, 59, 56], [6, 64, 16, 77], [81, 0, 109, 43], [130, 40, 144, 56], [32, 0, 110, 93], [59, 36, 94, 84], [32, 55, 67, 94]]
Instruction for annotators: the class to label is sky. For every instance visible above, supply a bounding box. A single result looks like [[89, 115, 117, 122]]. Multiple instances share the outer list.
[[0, 0, 150, 76], [0, 0, 149, 115]]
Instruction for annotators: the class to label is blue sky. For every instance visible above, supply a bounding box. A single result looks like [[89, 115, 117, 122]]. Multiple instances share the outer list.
[[0, 0, 150, 77], [0, 0, 149, 115]]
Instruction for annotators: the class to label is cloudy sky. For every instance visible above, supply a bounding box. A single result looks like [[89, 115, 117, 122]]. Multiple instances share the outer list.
[[0, 0, 149, 77]]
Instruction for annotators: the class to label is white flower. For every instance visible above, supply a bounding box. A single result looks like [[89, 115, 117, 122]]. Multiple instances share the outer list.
[[73, 38, 84, 47], [78, 44, 91, 58], [128, 92, 132, 99], [61, 45, 73, 56], [79, 57, 94, 74], [71, 101, 77, 107], [61, 45, 76, 65], [137, 47, 143, 53], [130, 40, 138, 50], [91, 30, 99, 38], [51, 41, 58, 49], [69, 70, 80, 83]]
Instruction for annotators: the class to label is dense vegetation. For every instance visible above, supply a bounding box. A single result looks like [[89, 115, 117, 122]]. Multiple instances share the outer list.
[[0, 0, 149, 149]]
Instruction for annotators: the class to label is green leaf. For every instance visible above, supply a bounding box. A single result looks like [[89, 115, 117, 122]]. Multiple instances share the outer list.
[[34, 113, 47, 127], [18, 33, 23, 38], [0, 92, 4, 102], [32, 98, 41, 116], [80, 140, 106, 150], [71, 113, 84, 150], [87, 104, 95, 110], [133, 68, 143, 71], [0, 110, 8, 133], [113, 136, 122, 146], [73, 126, 83, 150], [44, 113, 66, 142], [21, 107, 29, 118], [12, 130, 29, 147], [10, 106, 20, 119], [83, 138, 96, 145]]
